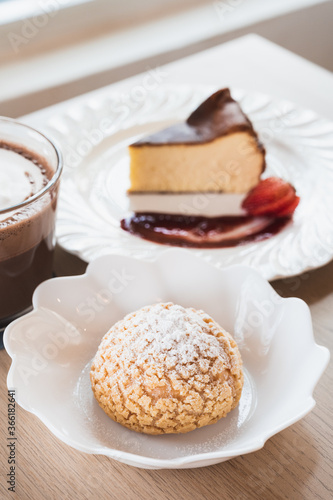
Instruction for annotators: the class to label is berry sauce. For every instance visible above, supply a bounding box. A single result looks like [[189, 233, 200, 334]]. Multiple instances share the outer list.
[[120, 212, 290, 248]]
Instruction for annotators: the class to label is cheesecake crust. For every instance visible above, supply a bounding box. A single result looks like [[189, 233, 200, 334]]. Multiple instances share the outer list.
[[130, 88, 265, 152]]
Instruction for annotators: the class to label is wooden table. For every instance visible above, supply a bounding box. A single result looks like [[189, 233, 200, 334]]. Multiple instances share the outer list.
[[1, 35, 332, 500]]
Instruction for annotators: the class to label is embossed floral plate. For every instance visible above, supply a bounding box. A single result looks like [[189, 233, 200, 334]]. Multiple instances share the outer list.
[[26, 85, 333, 280], [4, 250, 329, 469]]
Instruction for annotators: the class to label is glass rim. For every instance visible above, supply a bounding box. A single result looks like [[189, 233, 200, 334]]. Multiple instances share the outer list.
[[0, 116, 63, 215]]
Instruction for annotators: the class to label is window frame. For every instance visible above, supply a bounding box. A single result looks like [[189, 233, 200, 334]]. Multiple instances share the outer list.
[[0, 0, 205, 62]]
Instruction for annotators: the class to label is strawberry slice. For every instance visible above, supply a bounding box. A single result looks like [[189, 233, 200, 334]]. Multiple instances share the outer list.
[[275, 195, 300, 216], [242, 177, 299, 217]]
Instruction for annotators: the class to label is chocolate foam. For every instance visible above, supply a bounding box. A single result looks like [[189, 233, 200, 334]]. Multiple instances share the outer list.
[[0, 142, 56, 261]]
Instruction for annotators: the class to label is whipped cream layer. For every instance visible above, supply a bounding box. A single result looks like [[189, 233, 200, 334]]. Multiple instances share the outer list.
[[0, 147, 48, 210]]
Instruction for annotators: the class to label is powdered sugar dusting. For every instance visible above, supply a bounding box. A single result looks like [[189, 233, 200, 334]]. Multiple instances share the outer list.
[[102, 302, 224, 368]]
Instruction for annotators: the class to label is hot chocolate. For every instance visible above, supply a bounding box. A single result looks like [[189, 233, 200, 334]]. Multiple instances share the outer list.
[[0, 136, 61, 328]]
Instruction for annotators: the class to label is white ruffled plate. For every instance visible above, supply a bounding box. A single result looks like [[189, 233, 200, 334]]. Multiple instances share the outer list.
[[27, 85, 333, 280], [4, 250, 329, 469]]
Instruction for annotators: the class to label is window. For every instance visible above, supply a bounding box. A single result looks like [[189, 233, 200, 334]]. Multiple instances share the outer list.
[[0, 0, 201, 61]]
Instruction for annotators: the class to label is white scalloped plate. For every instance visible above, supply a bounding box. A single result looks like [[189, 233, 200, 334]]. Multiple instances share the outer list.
[[4, 250, 330, 469], [33, 85, 333, 280]]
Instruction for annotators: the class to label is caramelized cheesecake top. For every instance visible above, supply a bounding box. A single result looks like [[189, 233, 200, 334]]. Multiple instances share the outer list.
[[131, 88, 265, 150]]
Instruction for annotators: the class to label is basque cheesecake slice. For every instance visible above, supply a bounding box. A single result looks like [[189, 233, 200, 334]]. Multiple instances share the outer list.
[[128, 88, 265, 193]]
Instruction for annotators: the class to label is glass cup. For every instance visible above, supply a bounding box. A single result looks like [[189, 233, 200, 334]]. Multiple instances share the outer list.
[[0, 117, 63, 333]]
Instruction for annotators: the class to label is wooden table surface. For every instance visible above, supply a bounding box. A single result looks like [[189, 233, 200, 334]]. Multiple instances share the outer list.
[[1, 35, 333, 499]]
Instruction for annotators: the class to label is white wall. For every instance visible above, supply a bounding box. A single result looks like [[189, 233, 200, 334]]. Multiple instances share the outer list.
[[0, 0, 332, 117]]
